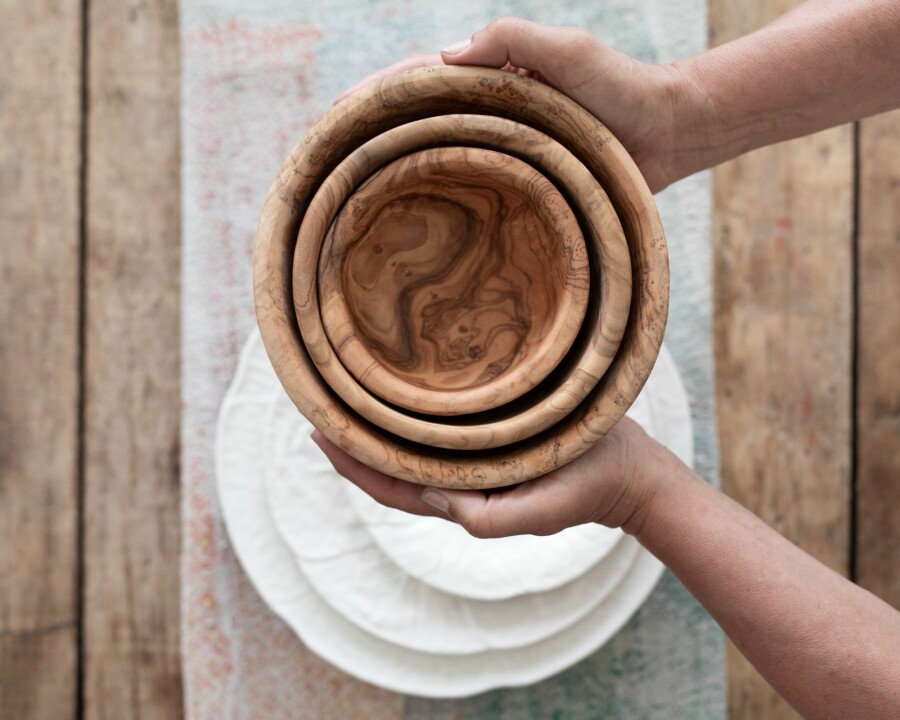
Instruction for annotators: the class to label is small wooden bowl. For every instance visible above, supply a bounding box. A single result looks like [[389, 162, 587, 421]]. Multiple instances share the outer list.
[[255, 66, 668, 487], [316, 146, 590, 416], [292, 113, 630, 450]]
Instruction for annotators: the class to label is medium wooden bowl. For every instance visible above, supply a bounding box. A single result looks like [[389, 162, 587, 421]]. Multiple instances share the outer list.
[[255, 66, 668, 487], [292, 113, 630, 450], [316, 145, 590, 416]]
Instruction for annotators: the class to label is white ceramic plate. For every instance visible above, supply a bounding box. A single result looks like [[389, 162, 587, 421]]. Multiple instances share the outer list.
[[264, 391, 642, 654], [345, 484, 625, 601], [215, 330, 690, 697], [344, 344, 692, 600], [340, 372, 669, 601]]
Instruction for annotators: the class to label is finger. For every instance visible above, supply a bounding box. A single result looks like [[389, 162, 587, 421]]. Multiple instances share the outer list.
[[440, 17, 601, 90], [311, 431, 451, 520], [334, 52, 444, 104], [421, 462, 610, 539]]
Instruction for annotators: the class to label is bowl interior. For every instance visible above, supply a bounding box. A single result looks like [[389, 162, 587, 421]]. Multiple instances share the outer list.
[[290, 112, 632, 451], [258, 67, 667, 487], [318, 145, 590, 416]]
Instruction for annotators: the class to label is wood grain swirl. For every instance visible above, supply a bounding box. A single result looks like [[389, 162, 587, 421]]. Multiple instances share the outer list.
[[258, 66, 666, 486], [319, 146, 589, 415]]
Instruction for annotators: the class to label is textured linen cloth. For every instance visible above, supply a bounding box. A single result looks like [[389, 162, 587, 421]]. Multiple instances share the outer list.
[[180, 1, 724, 717]]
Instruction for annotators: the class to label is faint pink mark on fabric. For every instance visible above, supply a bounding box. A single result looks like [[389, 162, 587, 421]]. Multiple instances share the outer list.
[[181, 19, 403, 719], [182, 17, 318, 716]]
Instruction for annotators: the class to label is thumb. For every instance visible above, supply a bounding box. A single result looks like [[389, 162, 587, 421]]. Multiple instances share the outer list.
[[420, 468, 601, 539], [441, 17, 602, 90]]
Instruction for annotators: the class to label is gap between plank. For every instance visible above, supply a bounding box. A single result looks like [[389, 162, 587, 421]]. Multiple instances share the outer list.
[[76, 0, 90, 717], [849, 120, 861, 584]]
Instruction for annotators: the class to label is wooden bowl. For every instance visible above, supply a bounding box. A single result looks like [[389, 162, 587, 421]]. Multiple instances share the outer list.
[[293, 113, 630, 450], [316, 145, 590, 416], [255, 66, 668, 487]]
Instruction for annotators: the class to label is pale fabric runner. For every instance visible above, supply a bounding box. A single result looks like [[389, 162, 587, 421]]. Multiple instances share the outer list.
[[180, 1, 723, 717]]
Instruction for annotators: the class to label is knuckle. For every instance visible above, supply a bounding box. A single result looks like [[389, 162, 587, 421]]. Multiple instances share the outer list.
[[465, 523, 492, 540], [461, 513, 495, 539], [328, 455, 353, 481], [565, 27, 599, 56], [484, 15, 529, 39], [532, 521, 562, 537]]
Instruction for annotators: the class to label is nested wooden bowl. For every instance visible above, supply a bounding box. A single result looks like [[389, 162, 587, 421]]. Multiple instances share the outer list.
[[292, 113, 631, 451], [254, 66, 668, 488], [316, 145, 591, 416]]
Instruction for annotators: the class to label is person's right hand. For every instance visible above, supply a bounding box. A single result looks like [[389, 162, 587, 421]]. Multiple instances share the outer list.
[[336, 17, 714, 193], [312, 416, 682, 539]]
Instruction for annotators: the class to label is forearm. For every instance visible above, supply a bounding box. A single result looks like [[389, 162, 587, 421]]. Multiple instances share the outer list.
[[670, 0, 900, 180], [632, 458, 900, 718]]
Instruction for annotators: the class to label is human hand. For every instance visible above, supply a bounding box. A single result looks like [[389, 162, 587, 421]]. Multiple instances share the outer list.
[[336, 17, 713, 193], [311, 417, 683, 539]]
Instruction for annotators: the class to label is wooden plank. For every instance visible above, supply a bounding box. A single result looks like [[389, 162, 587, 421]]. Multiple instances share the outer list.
[[709, 2, 855, 718], [82, 0, 183, 717], [0, 2, 82, 718], [856, 109, 900, 608]]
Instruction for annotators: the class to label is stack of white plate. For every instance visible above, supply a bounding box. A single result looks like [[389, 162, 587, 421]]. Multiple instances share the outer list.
[[216, 329, 693, 698]]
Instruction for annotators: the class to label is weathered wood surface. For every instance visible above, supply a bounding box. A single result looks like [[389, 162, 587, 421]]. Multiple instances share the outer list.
[[320, 146, 589, 415], [709, 1, 854, 718], [0, 2, 82, 718], [82, 0, 183, 718], [856, 109, 900, 609], [2, 0, 897, 716]]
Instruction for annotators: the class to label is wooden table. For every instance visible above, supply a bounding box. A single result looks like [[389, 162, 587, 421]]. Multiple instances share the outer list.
[[2, 1, 897, 718]]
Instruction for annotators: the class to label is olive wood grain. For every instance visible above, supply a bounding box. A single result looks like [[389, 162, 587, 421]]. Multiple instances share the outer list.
[[293, 113, 630, 450], [256, 66, 667, 487], [318, 146, 590, 415]]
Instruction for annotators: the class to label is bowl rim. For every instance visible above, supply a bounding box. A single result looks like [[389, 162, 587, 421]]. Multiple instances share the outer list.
[[313, 144, 591, 416], [253, 65, 668, 488], [292, 113, 631, 450]]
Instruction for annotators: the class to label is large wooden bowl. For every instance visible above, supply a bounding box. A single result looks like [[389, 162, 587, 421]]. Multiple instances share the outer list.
[[316, 145, 590, 416], [292, 114, 630, 450], [255, 66, 668, 488]]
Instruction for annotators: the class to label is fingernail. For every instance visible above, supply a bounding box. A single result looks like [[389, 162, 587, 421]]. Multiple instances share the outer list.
[[441, 39, 470, 55], [421, 489, 450, 514], [311, 430, 324, 446]]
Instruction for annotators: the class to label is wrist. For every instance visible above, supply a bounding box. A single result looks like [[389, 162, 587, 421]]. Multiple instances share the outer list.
[[649, 56, 727, 187], [616, 429, 707, 544], [591, 420, 674, 533]]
